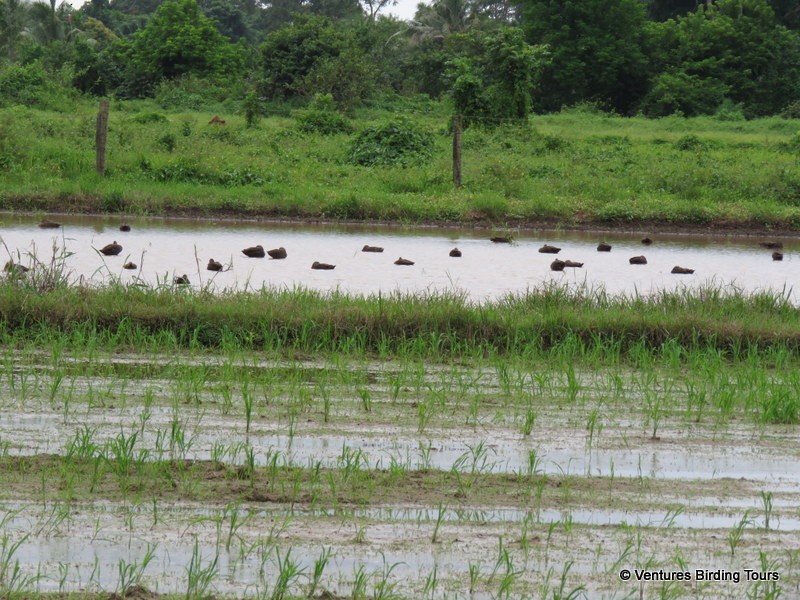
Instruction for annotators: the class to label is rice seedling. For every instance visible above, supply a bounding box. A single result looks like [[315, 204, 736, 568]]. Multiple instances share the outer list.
[[520, 404, 536, 436], [116, 543, 156, 593], [422, 564, 438, 598], [760, 491, 774, 530], [185, 538, 219, 600], [0, 532, 40, 593], [351, 564, 368, 600], [431, 503, 447, 544], [728, 511, 752, 557], [57, 562, 69, 593], [307, 546, 332, 598], [270, 548, 305, 600]]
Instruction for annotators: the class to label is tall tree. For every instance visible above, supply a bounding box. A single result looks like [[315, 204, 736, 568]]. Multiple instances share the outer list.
[[121, 0, 244, 91], [1, 0, 30, 61], [259, 14, 376, 107], [448, 27, 549, 124], [642, 0, 800, 116], [28, 0, 69, 44], [521, 0, 650, 113], [409, 0, 475, 41]]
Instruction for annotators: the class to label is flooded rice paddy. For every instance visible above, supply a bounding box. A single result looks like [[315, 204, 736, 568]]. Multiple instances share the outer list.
[[0, 347, 799, 598], [0, 214, 798, 301], [1, 214, 799, 598]]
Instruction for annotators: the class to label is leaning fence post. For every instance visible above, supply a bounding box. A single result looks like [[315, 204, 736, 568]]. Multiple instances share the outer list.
[[452, 113, 462, 188], [96, 99, 109, 176]]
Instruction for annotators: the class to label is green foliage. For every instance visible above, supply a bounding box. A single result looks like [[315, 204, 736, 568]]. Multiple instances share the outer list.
[[0, 61, 66, 109], [347, 118, 434, 167], [157, 132, 178, 152], [715, 99, 746, 122], [296, 94, 353, 135], [0, 113, 21, 170], [522, 0, 650, 114], [122, 0, 245, 93], [155, 82, 206, 110], [644, 0, 800, 117], [242, 91, 261, 128], [781, 101, 800, 119], [258, 15, 376, 109], [640, 71, 728, 117], [448, 28, 549, 126], [132, 112, 168, 124], [674, 134, 706, 151]]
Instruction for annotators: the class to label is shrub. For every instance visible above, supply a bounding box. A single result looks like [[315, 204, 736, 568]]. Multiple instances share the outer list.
[[296, 94, 353, 135], [675, 134, 706, 151], [0, 62, 64, 109], [715, 99, 746, 121], [157, 133, 177, 152], [347, 118, 434, 167], [296, 110, 353, 135], [782, 101, 800, 120], [132, 112, 168, 124]]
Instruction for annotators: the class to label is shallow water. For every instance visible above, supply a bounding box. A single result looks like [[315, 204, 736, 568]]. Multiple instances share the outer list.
[[2, 499, 796, 598], [3, 405, 799, 487], [0, 214, 797, 301]]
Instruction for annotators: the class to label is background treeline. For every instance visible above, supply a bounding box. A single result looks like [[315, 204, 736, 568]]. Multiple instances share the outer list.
[[1, 0, 800, 120]]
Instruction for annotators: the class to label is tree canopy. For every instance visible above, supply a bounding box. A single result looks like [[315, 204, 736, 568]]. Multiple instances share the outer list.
[[0, 0, 798, 119]]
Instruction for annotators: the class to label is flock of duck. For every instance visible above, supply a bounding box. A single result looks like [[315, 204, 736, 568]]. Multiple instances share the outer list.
[[1, 220, 790, 284]]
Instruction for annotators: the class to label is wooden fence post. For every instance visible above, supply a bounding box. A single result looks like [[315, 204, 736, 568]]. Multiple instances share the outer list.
[[452, 114, 462, 188], [96, 99, 109, 176]]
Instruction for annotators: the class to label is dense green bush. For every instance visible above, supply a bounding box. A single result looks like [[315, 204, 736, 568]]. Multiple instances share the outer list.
[[295, 94, 353, 134], [347, 118, 434, 167], [0, 62, 67, 109]]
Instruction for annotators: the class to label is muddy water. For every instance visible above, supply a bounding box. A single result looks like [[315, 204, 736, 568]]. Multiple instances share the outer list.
[[3, 405, 800, 487], [2, 499, 797, 598], [0, 214, 797, 300]]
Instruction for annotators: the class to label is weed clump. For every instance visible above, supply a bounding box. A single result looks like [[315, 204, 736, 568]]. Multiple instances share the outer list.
[[296, 93, 353, 135], [347, 118, 434, 167], [675, 134, 706, 151]]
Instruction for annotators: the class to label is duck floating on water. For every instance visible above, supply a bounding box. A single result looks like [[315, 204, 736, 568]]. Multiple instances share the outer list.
[[268, 247, 287, 259], [174, 274, 190, 285], [122, 261, 137, 270], [671, 266, 694, 274], [449, 248, 462, 257], [311, 261, 335, 270], [100, 241, 122, 256], [629, 255, 647, 265], [207, 259, 223, 271], [641, 237, 653, 245], [394, 257, 415, 266], [362, 245, 384, 253], [242, 245, 265, 258], [119, 224, 131, 232], [490, 236, 512, 244], [39, 220, 61, 229], [597, 242, 612, 252], [539, 244, 561, 254], [772, 251, 783, 261]]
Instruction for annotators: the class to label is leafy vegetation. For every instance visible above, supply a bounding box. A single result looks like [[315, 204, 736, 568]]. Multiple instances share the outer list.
[[2, 99, 800, 229], [347, 117, 434, 166], [2, 0, 800, 120]]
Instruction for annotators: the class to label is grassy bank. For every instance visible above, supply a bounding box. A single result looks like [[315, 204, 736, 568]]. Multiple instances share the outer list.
[[2, 99, 800, 230], [1, 280, 798, 359]]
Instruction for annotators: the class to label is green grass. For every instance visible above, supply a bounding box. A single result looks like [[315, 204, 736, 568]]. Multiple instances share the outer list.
[[2, 100, 800, 229], [0, 280, 798, 360]]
